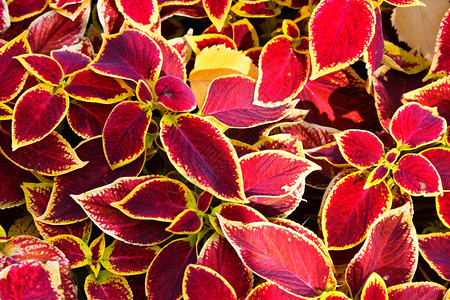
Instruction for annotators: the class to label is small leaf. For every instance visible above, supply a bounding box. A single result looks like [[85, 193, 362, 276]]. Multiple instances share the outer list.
[[85, 270, 133, 300], [203, 0, 232, 32], [387, 282, 446, 300], [7, 0, 47, 22], [437, 192, 450, 228], [361, 273, 388, 300], [116, 0, 159, 31], [50, 47, 91, 75], [428, 9, 450, 76], [166, 209, 202, 234], [155, 75, 196, 112], [15, 54, 63, 86], [45, 234, 92, 268]]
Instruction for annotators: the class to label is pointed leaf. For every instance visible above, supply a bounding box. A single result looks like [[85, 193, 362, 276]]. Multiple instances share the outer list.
[[420, 147, 450, 190], [231, 2, 282, 18], [160, 113, 246, 203], [37, 137, 144, 225], [103, 101, 151, 169], [365, 164, 390, 188], [67, 101, 115, 139], [322, 171, 392, 250], [12, 84, 69, 149], [146, 239, 197, 300], [383, 41, 430, 75], [97, 0, 125, 35], [309, 0, 375, 79], [387, 282, 446, 300], [111, 178, 195, 221], [201, 74, 299, 128], [72, 176, 172, 246], [116, 0, 159, 31], [334, 130, 384, 169], [305, 142, 349, 166], [101, 240, 159, 275], [0, 31, 30, 103], [346, 204, 418, 297], [65, 68, 134, 104], [45, 235, 92, 268], [90, 29, 162, 83], [210, 203, 267, 235], [15, 54, 63, 86], [240, 150, 320, 198], [247, 282, 307, 300], [361, 273, 388, 300], [85, 270, 133, 300], [218, 217, 336, 297], [50, 47, 91, 74], [183, 264, 237, 300], [155, 75, 196, 112], [203, 0, 232, 32], [27, 8, 89, 55], [417, 232, 450, 280], [437, 192, 450, 228], [390, 103, 447, 150], [166, 209, 202, 234], [136, 80, 152, 103], [429, 9, 450, 76], [0, 123, 86, 176], [7, 0, 46, 22], [393, 153, 442, 196]]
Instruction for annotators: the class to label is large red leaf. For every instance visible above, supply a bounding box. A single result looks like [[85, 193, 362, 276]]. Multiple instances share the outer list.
[[420, 147, 450, 190], [12, 84, 69, 149], [111, 178, 195, 221], [417, 232, 450, 280], [85, 270, 132, 300], [198, 233, 253, 300], [146, 239, 197, 300], [309, 0, 375, 79], [103, 101, 151, 169], [160, 113, 246, 203], [346, 204, 418, 297], [15, 54, 64, 86], [37, 137, 144, 225], [240, 150, 320, 198], [201, 74, 299, 128], [183, 264, 237, 300], [101, 240, 159, 275], [116, 0, 159, 31], [0, 31, 30, 103], [218, 216, 336, 298], [393, 153, 442, 196], [389, 102, 447, 150], [71, 175, 171, 245], [387, 282, 446, 300], [334, 130, 384, 168], [254, 35, 309, 106], [90, 29, 162, 83], [65, 68, 133, 104], [0, 122, 86, 176], [322, 171, 391, 250], [26, 7, 89, 54]]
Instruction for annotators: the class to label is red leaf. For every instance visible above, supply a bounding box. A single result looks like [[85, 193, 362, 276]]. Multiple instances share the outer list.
[[437, 192, 450, 228], [305, 142, 349, 166], [0, 31, 30, 103], [203, 0, 232, 32], [15, 54, 63, 86], [148, 31, 186, 80], [420, 147, 450, 190], [418, 232, 450, 280], [166, 209, 202, 234], [103, 101, 151, 169], [97, 0, 125, 34], [45, 235, 91, 268], [0, 122, 86, 176], [116, 0, 159, 31], [27, 7, 89, 54], [231, 2, 281, 18], [334, 130, 384, 168], [387, 282, 446, 300], [85, 271, 133, 300], [210, 203, 267, 235], [393, 153, 442, 196], [198, 233, 253, 300], [50, 48, 91, 75], [111, 178, 195, 221], [254, 35, 309, 107], [90, 29, 162, 83], [155, 75, 196, 112], [37, 137, 144, 225], [360, 273, 388, 300], [146, 239, 197, 300], [6, 0, 46, 22], [101, 239, 159, 275], [201, 75, 299, 128], [346, 204, 418, 297], [160, 113, 246, 203], [67, 101, 115, 139], [240, 150, 320, 198], [309, 0, 375, 79], [322, 171, 391, 249], [429, 9, 450, 76], [247, 281, 308, 300], [12, 85, 68, 149], [364, 6, 384, 88], [218, 216, 336, 297], [71, 176, 172, 245], [183, 264, 237, 300], [390, 102, 447, 150]]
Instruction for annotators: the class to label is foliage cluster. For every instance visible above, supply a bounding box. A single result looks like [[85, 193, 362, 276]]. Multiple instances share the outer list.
[[0, 0, 449, 299]]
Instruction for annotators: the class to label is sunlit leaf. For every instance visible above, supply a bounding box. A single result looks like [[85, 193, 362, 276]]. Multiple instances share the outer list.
[[85, 270, 133, 300], [417, 232, 450, 280]]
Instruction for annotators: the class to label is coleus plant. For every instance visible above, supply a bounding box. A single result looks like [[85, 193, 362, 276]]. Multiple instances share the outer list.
[[0, 0, 449, 299]]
